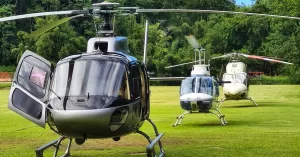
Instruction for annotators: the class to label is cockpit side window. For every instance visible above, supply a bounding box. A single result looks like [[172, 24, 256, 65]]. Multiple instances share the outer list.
[[223, 72, 247, 85], [204, 78, 213, 96], [236, 73, 247, 85], [223, 73, 233, 81], [18, 60, 48, 99], [94, 41, 108, 53], [118, 71, 130, 100], [198, 77, 213, 96], [180, 77, 194, 96], [131, 65, 141, 99], [213, 80, 219, 96]]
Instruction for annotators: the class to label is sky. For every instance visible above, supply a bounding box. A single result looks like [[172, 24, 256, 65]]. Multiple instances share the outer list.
[[235, 0, 255, 6]]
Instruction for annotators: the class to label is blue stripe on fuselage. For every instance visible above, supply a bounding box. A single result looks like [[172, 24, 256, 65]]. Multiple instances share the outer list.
[[116, 36, 127, 41], [116, 51, 138, 63]]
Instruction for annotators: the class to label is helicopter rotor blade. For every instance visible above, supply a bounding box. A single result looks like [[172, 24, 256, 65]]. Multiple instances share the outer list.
[[136, 9, 300, 20], [211, 53, 237, 60], [240, 54, 293, 65], [185, 35, 200, 49], [165, 60, 201, 69], [27, 14, 85, 38], [0, 10, 89, 22]]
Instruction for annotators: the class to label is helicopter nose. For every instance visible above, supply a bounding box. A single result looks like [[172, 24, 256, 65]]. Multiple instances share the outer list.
[[223, 83, 247, 95], [180, 93, 213, 102]]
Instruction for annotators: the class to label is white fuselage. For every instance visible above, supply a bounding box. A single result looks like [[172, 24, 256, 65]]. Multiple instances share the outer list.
[[222, 62, 249, 100]]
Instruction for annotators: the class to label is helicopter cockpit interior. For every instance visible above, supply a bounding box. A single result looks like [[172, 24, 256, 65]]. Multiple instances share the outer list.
[[179, 76, 219, 111], [180, 77, 218, 97], [94, 41, 108, 53]]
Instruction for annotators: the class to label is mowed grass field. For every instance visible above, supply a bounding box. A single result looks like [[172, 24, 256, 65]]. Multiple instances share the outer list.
[[0, 85, 300, 157]]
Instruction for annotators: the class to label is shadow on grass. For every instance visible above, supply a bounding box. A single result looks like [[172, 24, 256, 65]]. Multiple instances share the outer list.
[[255, 102, 292, 107], [181, 119, 253, 128], [221, 105, 256, 108], [221, 101, 288, 108], [182, 122, 226, 127], [71, 151, 146, 157]]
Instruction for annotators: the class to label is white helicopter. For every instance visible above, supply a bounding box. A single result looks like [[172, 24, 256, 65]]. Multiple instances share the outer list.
[[211, 53, 293, 107], [161, 35, 229, 126]]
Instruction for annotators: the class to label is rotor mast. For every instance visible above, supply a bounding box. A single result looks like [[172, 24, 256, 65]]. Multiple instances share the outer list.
[[143, 20, 149, 64], [92, 2, 119, 37]]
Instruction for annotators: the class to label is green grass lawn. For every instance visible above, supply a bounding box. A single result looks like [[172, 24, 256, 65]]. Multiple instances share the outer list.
[[0, 82, 11, 89], [1, 85, 300, 156]]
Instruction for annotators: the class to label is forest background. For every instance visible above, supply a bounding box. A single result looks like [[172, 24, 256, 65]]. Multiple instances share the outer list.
[[0, 0, 299, 84]]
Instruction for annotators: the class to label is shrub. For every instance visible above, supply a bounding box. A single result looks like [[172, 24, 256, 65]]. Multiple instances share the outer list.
[[249, 75, 292, 85], [0, 66, 16, 72]]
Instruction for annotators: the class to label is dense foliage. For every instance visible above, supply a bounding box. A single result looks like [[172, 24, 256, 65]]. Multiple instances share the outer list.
[[0, 66, 15, 72], [0, 0, 299, 83]]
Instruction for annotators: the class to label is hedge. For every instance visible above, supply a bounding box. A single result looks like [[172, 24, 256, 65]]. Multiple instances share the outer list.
[[0, 66, 16, 72], [249, 75, 291, 85]]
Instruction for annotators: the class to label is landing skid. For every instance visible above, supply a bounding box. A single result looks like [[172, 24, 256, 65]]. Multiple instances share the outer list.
[[35, 118, 164, 157], [247, 97, 258, 106], [173, 109, 227, 127], [218, 97, 258, 107]]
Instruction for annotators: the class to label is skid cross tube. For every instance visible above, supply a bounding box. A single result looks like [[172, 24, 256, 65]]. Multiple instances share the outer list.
[[36, 136, 72, 157], [219, 97, 258, 107], [146, 133, 164, 157], [174, 109, 227, 126]]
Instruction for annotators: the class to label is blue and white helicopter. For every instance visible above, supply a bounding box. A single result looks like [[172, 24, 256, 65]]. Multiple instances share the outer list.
[[161, 35, 228, 126]]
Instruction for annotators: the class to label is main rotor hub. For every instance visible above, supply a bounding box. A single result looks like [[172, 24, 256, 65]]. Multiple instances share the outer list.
[[92, 2, 120, 37], [92, 2, 120, 10]]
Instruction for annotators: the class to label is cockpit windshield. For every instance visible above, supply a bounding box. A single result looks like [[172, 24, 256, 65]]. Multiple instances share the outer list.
[[180, 77, 214, 96], [49, 59, 127, 110], [223, 72, 247, 84]]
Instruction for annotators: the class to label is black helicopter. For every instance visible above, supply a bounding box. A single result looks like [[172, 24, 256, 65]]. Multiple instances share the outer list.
[[4, 2, 164, 157], [2, 1, 300, 157]]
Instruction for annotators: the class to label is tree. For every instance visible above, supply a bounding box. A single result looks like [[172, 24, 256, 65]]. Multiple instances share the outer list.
[[0, 5, 18, 65]]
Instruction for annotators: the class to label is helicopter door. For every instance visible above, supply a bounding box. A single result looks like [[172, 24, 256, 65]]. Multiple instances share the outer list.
[[140, 64, 150, 119], [131, 65, 141, 99], [8, 50, 52, 128]]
